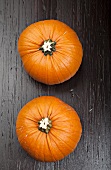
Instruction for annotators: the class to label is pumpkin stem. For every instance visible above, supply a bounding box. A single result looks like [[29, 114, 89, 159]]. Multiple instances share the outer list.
[[38, 117, 52, 134], [39, 39, 56, 56]]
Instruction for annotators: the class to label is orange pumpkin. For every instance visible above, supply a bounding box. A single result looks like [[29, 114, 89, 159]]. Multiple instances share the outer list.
[[16, 96, 82, 162], [18, 20, 83, 85]]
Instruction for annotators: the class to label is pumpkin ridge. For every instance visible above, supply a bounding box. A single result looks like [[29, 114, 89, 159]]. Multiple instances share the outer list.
[[18, 46, 39, 57], [34, 96, 53, 118], [52, 126, 81, 134], [25, 104, 38, 117], [26, 133, 41, 159], [56, 44, 82, 56], [42, 21, 50, 39], [51, 108, 80, 121], [54, 30, 75, 43], [46, 134, 56, 161], [34, 132, 44, 160], [56, 50, 81, 66], [33, 23, 46, 40], [52, 116, 77, 123], [43, 135, 52, 162], [18, 44, 39, 49], [42, 20, 63, 41], [52, 115, 80, 123], [56, 41, 82, 47], [48, 133, 65, 158], [19, 47, 39, 58], [46, 20, 68, 42], [27, 129, 40, 137], [33, 24, 46, 41], [51, 127, 81, 144], [36, 104, 44, 118], [45, 55, 48, 84], [19, 48, 39, 58], [33, 100, 45, 118], [50, 104, 67, 119], [22, 51, 42, 75], [26, 102, 43, 119], [53, 53, 72, 77], [45, 55, 59, 84], [47, 97, 62, 118], [24, 27, 44, 43], [21, 117, 38, 123], [17, 130, 40, 147], [52, 118, 81, 123], [41, 133, 45, 161], [43, 20, 63, 41], [46, 98, 56, 118], [50, 56, 61, 84], [46, 100, 61, 119], [57, 44, 82, 53], [25, 131, 41, 158], [50, 103, 72, 120], [28, 53, 44, 76], [53, 33, 66, 43], [19, 36, 41, 46], [50, 131, 74, 151], [49, 22, 56, 40], [18, 129, 39, 141], [36, 98, 54, 118], [52, 54, 66, 83], [49, 132, 71, 157], [22, 52, 41, 73], [52, 26, 70, 43], [55, 52, 73, 72]]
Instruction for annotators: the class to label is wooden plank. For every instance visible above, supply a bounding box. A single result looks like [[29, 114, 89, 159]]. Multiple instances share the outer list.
[[0, 0, 110, 169]]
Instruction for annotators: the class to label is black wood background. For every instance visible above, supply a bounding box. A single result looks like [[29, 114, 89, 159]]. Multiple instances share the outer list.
[[0, 0, 111, 170]]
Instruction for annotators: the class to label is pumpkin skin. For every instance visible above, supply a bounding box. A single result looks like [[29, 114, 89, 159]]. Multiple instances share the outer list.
[[18, 20, 83, 85], [16, 96, 82, 162]]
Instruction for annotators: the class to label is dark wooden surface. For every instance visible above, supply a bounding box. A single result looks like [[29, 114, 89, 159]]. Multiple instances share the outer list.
[[0, 0, 111, 169]]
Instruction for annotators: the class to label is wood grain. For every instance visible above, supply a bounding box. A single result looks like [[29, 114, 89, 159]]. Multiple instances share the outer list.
[[0, 0, 110, 169]]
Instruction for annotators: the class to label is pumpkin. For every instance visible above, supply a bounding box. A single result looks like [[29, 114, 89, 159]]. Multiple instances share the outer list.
[[18, 20, 83, 85], [16, 96, 82, 162]]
